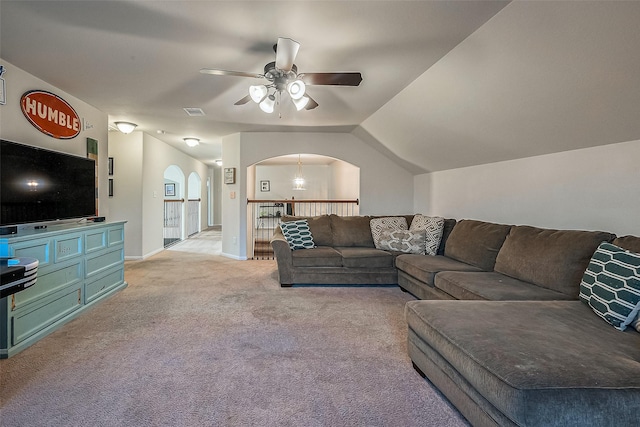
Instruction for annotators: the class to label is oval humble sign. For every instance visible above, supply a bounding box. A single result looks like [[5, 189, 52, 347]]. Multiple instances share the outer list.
[[20, 90, 81, 139]]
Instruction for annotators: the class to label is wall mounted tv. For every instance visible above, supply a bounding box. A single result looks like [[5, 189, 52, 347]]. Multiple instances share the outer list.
[[0, 139, 96, 227]]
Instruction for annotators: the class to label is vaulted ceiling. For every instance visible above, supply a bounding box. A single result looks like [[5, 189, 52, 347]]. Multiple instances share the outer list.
[[2, 1, 639, 172]]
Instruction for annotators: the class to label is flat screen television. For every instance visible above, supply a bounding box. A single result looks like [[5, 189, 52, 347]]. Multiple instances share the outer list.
[[0, 139, 96, 227]]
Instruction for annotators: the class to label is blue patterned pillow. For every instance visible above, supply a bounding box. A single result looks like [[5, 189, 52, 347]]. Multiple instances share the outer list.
[[280, 219, 315, 250], [579, 242, 640, 331]]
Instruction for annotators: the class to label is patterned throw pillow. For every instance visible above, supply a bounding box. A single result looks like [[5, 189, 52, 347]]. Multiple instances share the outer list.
[[579, 242, 640, 331], [377, 229, 426, 254], [370, 217, 408, 249], [410, 215, 445, 256], [631, 315, 640, 333], [280, 219, 315, 250]]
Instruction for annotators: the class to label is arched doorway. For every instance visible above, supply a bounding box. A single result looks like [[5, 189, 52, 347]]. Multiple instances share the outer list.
[[248, 154, 360, 258], [163, 165, 185, 247], [187, 172, 202, 237]]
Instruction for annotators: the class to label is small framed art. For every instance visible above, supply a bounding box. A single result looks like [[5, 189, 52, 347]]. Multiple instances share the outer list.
[[224, 167, 236, 184], [260, 180, 270, 192], [165, 183, 176, 197]]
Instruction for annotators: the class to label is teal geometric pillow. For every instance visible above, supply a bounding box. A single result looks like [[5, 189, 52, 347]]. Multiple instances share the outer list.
[[280, 219, 315, 250], [579, 242, 640, 331]]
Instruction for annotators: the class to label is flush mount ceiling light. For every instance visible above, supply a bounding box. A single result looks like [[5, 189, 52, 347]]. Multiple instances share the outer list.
[[200, 37, 362, 115], [114, 121, 137, 134], [215, 159, 223, 166], [184, 138, 200, 147]]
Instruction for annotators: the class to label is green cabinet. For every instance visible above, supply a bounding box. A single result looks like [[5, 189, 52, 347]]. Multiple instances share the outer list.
[[0, 222, 127, 358]]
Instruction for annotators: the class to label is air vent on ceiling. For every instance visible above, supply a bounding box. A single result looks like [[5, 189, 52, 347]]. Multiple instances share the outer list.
[[183, 107, 205, 117]]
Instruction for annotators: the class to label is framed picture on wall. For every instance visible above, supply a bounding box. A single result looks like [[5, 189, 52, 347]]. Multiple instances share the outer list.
[[260, 180, 270, 192], [165, 183, 175, 197], [108, 157, 114, 176], [224, 167, 236, 184]]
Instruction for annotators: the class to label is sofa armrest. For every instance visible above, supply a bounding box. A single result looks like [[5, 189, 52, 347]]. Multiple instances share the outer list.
[[270, 227, 294, 286]]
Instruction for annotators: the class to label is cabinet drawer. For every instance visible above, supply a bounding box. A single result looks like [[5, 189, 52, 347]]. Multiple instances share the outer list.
[[85, 247, 124, 279], [11, 239, 52, 272], [12, 285, 82, 345], [85, 268, 124, 303], [12, 261, 83, 311], [54, 234, 83, 263], [85, 229, 107, 254], [108, 226, 124, 247]]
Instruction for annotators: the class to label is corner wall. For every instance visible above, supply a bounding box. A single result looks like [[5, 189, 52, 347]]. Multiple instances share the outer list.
[[415, 139, 640, 236]]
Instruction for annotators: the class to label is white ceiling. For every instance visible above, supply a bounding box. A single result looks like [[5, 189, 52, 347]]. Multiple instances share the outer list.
[[2, 1, 639, 172]]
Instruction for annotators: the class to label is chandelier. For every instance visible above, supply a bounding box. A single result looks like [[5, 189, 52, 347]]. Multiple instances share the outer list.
[[293, 155, 306, 190]]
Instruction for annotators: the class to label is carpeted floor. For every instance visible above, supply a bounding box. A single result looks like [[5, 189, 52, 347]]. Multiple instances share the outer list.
[[0, 235, 468, 426]]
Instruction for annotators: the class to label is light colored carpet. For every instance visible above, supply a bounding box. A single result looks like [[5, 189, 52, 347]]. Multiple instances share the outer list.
[[0, 239, 468, 426]]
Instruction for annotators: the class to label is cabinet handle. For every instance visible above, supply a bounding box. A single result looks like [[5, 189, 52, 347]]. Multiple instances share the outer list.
[[78, 289, 82, 304]]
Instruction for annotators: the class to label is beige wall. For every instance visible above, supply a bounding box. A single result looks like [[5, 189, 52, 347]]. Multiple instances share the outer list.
[[415, 139, 640, 237]]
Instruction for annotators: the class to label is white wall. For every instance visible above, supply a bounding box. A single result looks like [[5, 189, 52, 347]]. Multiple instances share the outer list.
[[330, 160, 360, 200], [415, 139, 640, 237], [0, 60, 110, 217], [108, 132, 209, 259], [107, 132, 143, 256], [220, 131, 414, 259]]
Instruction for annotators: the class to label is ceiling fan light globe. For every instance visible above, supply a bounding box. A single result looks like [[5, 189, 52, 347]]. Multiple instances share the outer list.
[[292, 96, 310, 111], [259, 95, 276, 113], [249, 85, 268, 103], [287, 80, 306, 100]]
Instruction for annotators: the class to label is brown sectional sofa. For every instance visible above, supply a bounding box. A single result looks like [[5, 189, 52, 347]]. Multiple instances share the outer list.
[[270, 214, 431, 287], [271, 215, 640, 426]]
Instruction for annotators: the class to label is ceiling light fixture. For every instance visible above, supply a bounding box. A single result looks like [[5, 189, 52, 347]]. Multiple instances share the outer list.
[[114, 121, 137, 134], [293, 154, 306, 191], [215, 159, 223, 166], [184, 137, 200, 147]]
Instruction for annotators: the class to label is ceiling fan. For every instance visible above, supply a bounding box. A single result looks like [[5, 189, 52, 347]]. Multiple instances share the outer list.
[[200, 37, 363, 113]]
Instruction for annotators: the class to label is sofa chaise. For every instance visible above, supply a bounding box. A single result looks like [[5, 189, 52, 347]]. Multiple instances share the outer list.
[[271, 215, 640, 426]]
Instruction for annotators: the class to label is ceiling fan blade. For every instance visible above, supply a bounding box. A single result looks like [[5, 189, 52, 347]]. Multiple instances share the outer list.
[[275, 37, 300, 72], [304, 95, 319, 110], [301, 72, 363, 86], [200, 68, 263, 78], [234, 94, 252, 105]]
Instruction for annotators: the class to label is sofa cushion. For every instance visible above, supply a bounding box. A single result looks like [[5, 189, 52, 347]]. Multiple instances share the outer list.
[[437, 219, 457, 256], [291, 246, 342, 267], [377, 229, 426, 254], [330, 215, 376, 247], [282, 215, 333, 246], [405, 300, 640, 426], [495, 226, 615, 298], [280, 219, 315, 250], [444, 220, 511, 271], [409, 215, 445, 256], [435, 271, 574, 301], [336, 247, 394, 268], [579, 242, 640, 331], [370, 217, 408, 249], [614, 235, 640, 253], [395, 254, 483, 286]]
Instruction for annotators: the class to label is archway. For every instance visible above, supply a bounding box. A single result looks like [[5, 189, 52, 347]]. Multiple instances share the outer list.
[[187, 172, 202, 237], [248, 154, 360, 258], [163, 165, 185, 247]]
